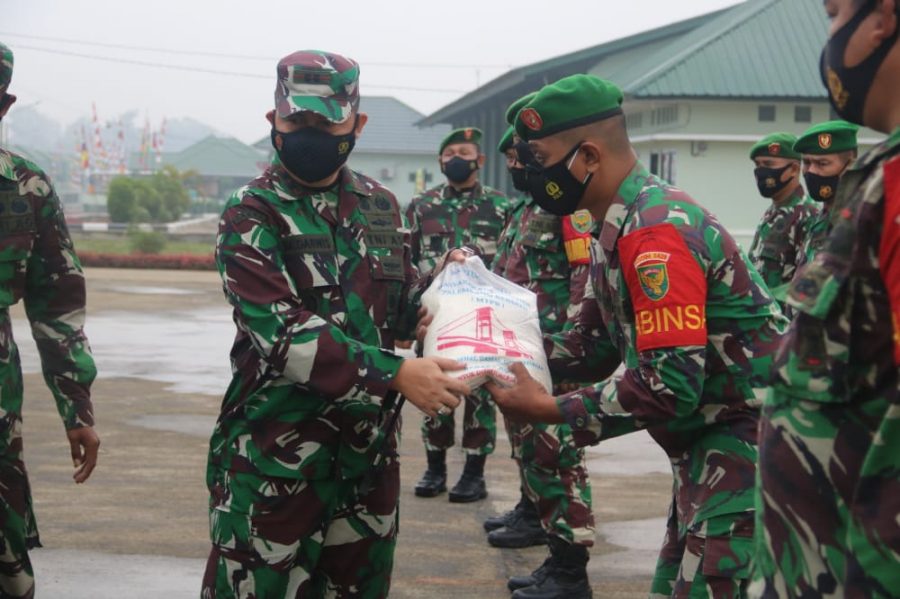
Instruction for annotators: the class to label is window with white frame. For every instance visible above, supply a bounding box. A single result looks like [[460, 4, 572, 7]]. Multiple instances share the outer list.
[[649, 150, 677, 184]]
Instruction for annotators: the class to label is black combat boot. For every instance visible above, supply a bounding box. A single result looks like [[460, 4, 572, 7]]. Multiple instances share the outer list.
[[448, 454, 487, 503], [414, 450, 447, 497], [483, 489, 529, 532], [487, 498, 546, 548], [511, 536, 591, 599], [507, 554, 553, 591]]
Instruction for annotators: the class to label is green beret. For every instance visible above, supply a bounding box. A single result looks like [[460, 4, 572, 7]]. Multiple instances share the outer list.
[[749, 133, 801, 160], [513, 75, 624, 140], [0, 42, 12, 93], [793, 120, 859, 155], [439, 127, 482, 154], [497, 126, 515, 154], [505, 92, 536, 125]]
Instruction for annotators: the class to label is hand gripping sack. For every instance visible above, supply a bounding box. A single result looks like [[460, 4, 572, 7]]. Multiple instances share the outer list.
[[421, 256, 552, 392]]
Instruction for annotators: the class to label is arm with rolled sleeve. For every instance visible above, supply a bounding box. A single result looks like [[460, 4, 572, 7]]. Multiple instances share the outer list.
[[217, 202, 405, 405], [23, 176, 96, 430]]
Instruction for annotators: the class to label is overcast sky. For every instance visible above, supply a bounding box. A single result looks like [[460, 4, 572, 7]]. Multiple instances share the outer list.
[[4, 0, 744, 143]]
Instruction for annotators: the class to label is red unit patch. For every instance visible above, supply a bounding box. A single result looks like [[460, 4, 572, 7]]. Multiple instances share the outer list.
[[880, 154, 900, 365], [618, 223, 708, 352]]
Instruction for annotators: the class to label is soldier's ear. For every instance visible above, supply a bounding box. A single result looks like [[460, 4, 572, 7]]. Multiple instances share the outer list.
[[477, 154, 486, 169], [579, 142, 603, 173], [264, 109, 276, 127], [872, 0, 898, 43], [354, 112, 368, 138]]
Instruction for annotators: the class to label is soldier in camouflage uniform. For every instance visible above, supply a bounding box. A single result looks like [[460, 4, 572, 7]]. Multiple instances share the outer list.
[[750, 1, 900, 596], [202, 50, 469, 599], [487, 123, 596, 598], [747, 133, 819, 309], [407, 127, 515, 503], [793, 120, 859, 269], [0, 42, 100, 599], [487, 74, 787, 598]]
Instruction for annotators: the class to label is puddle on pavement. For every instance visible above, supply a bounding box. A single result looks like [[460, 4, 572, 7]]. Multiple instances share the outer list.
[[15, 308, 234, 396]]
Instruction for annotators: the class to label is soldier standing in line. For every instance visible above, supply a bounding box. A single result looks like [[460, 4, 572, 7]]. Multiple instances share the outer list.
[[488, 123, 596, 598], [751, 0, 899, 596], [202, 50, 468, 598], [747, 133, 819, 308], [0, 42, 100, 599], [792, 120, 859, 268], [407, 127, 515, 502], [487, 74, 786, 598]]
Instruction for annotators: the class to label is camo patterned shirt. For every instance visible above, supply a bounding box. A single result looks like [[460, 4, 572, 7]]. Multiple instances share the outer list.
[[406, 182, 515, 273], [0, 148, 96, 438], [747, 186, 819, 300], [549, 162, 786, 526], [209, 163, 425, 483]]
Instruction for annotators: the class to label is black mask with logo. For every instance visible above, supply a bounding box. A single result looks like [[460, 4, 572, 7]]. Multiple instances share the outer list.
[[753, 164, 793, 198], [820, 0, 900, 125], [804, 171, 842, 203], [526, 144, 593, 217], [271, 116, 357, 183], [442, 156, 479, 184]]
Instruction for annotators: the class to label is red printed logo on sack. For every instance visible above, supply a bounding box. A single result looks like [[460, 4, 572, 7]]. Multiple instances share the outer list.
[[618, 223, 708, 352]]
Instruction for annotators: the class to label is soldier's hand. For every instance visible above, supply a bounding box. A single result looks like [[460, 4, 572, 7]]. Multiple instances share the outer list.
[[415, 307, 434, 347], [67, 426, 100, 484], [486, 363, 564, 424], [391, 357, 468, 418]]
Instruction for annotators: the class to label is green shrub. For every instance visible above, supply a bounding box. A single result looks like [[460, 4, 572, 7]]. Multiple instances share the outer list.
[[128, 230, 167, 254]]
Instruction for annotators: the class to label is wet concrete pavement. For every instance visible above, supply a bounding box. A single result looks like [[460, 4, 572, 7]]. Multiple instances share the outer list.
[[14, 268, 672, 598]]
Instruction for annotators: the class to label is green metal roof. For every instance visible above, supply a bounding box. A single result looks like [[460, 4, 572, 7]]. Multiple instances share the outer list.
[[614, 0, 829, 99], [163, 135, 266, 178]]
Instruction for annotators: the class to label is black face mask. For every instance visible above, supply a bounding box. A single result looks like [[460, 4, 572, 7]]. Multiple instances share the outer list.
[[803, 171, 842, 203], [820, 0, 900, 125], [442, 156, 478, 184], [526, 144, 593, 217], [271, 117, 357, 183], [508, 167, 529, 192], [753, 165, 793, 198]]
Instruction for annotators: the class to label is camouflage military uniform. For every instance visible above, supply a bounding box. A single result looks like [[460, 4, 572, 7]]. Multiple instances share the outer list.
[[0, 148, 96, 598], [203, 162, 425, 598], [492, 200, 594, 546], [406, 183, 514, 455], [747, 185, 819, 306], [796, 206, 831, 269], [750, 129, 900, 598], [547, 163, 786, 597]]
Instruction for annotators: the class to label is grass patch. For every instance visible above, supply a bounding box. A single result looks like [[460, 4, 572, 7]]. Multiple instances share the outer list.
[[72, 236, 213, 255]]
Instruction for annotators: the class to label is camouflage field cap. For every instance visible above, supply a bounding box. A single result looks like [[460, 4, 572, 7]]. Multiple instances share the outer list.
[[439, 127, 482, 154], [514, 75, 623, 140], [504, 91, 536, 125], [0, 42, 13, 94], [749, 132, 801, 160], [498, 126, 515, 153], [793, 120, 859, 155], [274, 50, 360, 124]]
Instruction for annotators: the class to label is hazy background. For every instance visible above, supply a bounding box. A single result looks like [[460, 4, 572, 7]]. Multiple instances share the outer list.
[[4, 0, 743, 149]]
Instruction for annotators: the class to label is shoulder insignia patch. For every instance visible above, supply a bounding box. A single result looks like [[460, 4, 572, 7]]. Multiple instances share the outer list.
[[618, 223, 707, 352]]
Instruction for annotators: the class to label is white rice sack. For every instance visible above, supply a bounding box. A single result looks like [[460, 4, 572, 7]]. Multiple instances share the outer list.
[[421, 256, 552, 392]]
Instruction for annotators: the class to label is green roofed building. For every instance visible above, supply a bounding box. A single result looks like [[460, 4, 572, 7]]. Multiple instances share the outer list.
[[420, 0, 884, 242]]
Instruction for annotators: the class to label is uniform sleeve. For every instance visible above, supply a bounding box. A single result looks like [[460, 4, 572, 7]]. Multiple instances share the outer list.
[[24, 176, 97, 430], [405, 199, 423, 273], [217, 200, 404, 403], [880, 155, 900, 365], [557, 223, 707, 443], [545, 275, 622, 383]]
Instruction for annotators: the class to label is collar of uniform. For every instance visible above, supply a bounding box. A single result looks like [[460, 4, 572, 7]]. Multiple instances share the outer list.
[[0, 148, 16, 181], [771, 185, 806, 209], [600, 161, 651, 253], [441, 181, 483, 200], [848, 125, 900, 174], [271, 163, 370, 201]]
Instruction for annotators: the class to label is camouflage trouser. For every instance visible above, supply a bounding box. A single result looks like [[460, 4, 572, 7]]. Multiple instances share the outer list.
[[0, 419, 39, 599], [651, 507, 753, 599], [505, 417, 594, 545], [202, 461, 400, 599], [750, 393, 893, 598], [422, 387, 496, 455]]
